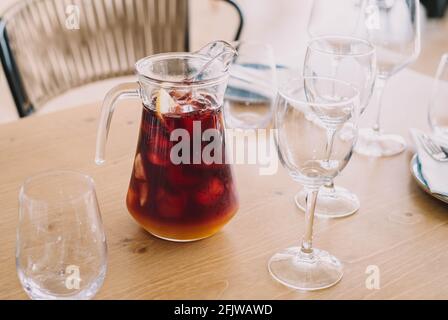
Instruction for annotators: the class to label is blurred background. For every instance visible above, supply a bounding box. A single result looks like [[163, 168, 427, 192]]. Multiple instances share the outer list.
[[0, 0, 446, 123]]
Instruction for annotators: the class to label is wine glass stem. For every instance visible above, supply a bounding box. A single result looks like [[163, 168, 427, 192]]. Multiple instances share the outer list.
[[322, 129, 337, 192], [372, 77, 387, 133], [331, 58, 341, 96], [319, 58, 339, 194], [301, 188, 319, 254], [325, 129, 336, 161]]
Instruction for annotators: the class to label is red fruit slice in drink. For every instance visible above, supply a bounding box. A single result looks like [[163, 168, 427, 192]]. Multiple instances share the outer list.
[[134, 153, 146, 180], [195, 177, 225, 206], [156, 189, 186, 218]]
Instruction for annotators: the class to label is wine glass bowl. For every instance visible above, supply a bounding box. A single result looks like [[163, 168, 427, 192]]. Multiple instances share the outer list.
[[308, 0, 365, 38], [276, 77, 359, 185], [304, 36, 376, 114], [362, 0, 421, 78]]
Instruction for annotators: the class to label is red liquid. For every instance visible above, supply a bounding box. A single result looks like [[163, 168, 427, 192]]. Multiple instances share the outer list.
[[126, 92, 239, 241]]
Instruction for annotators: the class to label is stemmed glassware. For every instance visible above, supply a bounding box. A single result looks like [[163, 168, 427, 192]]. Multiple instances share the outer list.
[[16, 171, 107, 300], [224, 41, 277, 129], [269, 76, 360, 290], [295, 36, 376, 218], [429, 53, 448, 141], [355, 0, 421, 157]]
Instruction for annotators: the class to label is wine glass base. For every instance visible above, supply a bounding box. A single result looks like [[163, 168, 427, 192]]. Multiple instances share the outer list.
[[268, 247, 343, 291], [355, 128, 406, 157], [295, 186, 360, 218]]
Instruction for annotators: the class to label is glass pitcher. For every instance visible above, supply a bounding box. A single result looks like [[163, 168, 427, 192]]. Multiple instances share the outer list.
[[95, 42, 239, 242]]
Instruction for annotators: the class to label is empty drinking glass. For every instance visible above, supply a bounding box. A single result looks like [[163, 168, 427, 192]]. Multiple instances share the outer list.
[[295, 36, 376, 218], [269, 77, 359, 290], [224, 41, 277, 129], [355, 0, 421, 157], [429, 53, 448, 141], [16, 171, 107, 300]]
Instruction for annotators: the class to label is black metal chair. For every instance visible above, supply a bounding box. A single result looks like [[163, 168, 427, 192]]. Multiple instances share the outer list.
[[0, 0, 244, 117], [421, 0, 447, 18]]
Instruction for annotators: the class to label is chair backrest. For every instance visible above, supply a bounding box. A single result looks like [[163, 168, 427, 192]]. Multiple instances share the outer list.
[[0, 0, 244, 117]]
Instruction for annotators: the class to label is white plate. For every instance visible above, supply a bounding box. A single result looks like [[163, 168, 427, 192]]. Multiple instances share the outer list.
[[410, 154, 448, 204]]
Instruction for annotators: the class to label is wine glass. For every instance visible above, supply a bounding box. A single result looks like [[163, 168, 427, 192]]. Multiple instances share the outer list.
[[16, 171, 107, 300], [308, 0, 365, 38], [224, 41, 277, 129], [295, 36, 376, 218], [269, 76, 359, 290], [355, 0, 421, 157], [429, 53, 448, 141]]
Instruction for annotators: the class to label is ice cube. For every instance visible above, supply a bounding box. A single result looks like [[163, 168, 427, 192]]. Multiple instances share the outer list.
[[156, 189, 186, 218], [167, 165, 199, 187], [195, 177, 225, 206], [139, 183, 149, 207], [147, 137, 171, 166], [134, 153, 146, 180], [176, 103, 196, 113], [170, 90, 191, 101]]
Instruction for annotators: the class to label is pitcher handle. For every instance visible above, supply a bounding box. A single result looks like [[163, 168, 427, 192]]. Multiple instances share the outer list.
[[95, 82, 140, 165]]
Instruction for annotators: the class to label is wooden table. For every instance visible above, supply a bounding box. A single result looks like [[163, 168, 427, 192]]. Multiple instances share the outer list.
[[0, 69, 447, 299]]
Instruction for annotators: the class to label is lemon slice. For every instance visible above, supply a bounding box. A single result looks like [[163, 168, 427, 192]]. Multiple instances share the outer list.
[[155, 88, 177, 116]]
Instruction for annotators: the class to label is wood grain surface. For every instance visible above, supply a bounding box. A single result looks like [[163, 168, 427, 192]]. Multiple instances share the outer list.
[[0, 69, 447, 299]]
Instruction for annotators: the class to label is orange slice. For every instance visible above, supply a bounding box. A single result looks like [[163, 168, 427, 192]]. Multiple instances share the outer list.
[[155, 88, 177, 117]]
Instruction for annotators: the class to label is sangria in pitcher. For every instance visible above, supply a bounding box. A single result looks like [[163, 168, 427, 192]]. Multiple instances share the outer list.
[[96, 42, 239, 241]]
